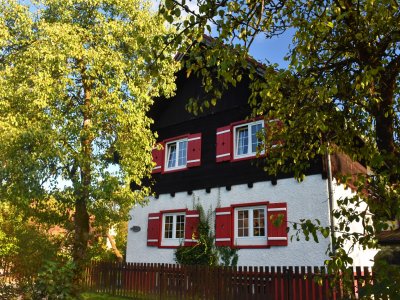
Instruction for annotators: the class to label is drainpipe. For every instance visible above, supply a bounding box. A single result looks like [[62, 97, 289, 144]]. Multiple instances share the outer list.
[[326, 145, 336, 255]]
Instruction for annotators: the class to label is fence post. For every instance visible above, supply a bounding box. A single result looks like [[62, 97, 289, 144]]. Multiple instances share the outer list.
[[159, 263, 163, 300], [284, 267, 292, 300]]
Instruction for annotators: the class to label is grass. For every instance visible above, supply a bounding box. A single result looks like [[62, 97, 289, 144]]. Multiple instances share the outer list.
[[80, 292, 135, 300]]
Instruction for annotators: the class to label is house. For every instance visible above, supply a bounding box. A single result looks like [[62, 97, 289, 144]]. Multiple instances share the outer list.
[[126, 62, 377, 267]]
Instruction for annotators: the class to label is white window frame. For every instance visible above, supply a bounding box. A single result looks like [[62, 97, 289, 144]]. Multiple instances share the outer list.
[[233, 120, 264, 159], [234, 205, 267, 246], [164, 138, 188, 171], [161, 212, 185, 247]]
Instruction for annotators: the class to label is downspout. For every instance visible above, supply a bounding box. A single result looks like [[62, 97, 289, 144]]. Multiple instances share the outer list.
[[326, 145, 336, 254]]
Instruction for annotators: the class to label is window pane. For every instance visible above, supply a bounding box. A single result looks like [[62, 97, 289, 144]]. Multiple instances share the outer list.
[[167, 144, 177, 168], [175, 214, 185, 239], [238, 210, 249, 237], [251, 123, 263, 153], [164, 215, 173, 238], [253, 209, 265, 237], [178, 140, 187, 166], [236, 127, 248, 155]]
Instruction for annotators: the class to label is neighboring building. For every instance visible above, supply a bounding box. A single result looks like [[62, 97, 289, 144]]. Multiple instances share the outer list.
[[126, 66, 377, 266]]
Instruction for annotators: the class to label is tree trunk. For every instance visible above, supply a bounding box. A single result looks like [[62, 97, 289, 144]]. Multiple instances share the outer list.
[[72, 62, 93, 288], [73, 197, 90, 284], [375, 72, 399, 184]]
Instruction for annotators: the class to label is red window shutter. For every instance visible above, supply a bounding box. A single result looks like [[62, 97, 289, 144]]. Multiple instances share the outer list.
[[216, 126, 231, 162], [187, 133, 202, 167], [267, 203, 288, 246], [184, 210, 200, 246], [147, 213, 160, 247], [151, 143, 164, 174], [215, 207, 232, 246]]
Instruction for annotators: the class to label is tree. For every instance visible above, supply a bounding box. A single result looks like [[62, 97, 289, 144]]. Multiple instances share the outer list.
[[160, 0, 400, 296], [0, 0, 178, 284]]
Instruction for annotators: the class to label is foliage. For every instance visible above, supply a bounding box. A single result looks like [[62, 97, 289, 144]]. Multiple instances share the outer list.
[[160, 0, 400, 296], [175, 203, 219, 266], [218, 247, 238, 267], [0, 203, 65, 283], [0, 0, 179, 282], [30, 260, 75, 300], [174, 201, 238, 267]]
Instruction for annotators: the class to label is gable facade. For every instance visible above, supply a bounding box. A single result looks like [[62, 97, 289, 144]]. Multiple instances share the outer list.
[[126, 70, 376, 266]]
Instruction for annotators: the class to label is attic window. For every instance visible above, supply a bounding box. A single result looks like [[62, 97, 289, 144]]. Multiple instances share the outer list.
[[165, 139, 187, 171], [233, 120, 264, 159], [151, 133, 202, 174]]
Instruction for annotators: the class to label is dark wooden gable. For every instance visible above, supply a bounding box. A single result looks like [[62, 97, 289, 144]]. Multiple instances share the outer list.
[[148, 70, 323, 195]]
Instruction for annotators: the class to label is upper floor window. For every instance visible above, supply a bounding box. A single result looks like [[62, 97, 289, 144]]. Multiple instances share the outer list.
[[151, 133, 202, 174], [233, 120, 264, 159], [165, 139, 187, 170]]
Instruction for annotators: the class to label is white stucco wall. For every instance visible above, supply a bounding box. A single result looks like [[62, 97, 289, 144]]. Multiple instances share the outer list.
[[127, 174, 335, 266], [332, 180, 378, 266]]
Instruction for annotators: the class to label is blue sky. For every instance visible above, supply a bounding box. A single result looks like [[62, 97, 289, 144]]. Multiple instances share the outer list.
[[248, 30, 294, 69]]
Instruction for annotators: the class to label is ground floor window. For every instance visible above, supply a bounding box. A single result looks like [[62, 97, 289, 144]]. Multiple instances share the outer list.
[[234, 205, 267, 246], [161, 212, 185, 246]]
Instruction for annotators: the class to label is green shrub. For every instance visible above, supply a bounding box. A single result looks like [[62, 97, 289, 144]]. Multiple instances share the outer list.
[[175, 204, 218, 266], [31, 260, 75, 300], [174, 201, 239, 267]]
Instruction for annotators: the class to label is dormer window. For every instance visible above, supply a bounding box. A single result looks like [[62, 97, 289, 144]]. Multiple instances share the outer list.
[[233, 120, 264, 159], [166, 139, 188, 170]]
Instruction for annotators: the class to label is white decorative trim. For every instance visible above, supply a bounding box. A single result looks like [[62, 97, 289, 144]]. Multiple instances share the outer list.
[[153, 166, 161, 170], [148, 216, 159, 220], [268, 208, 287, 212], [187, 159, 200, 164], [216, 238, 231, 242], [216, 153, 230, 158], [188, 137, 201, 141], [217, 129, 231, 135], [184, 239, 198, 243], [216, 211, 231, 216], [268, 237, 287, 241], [186, 214, 200, 218], [147, 239, 158, 242]]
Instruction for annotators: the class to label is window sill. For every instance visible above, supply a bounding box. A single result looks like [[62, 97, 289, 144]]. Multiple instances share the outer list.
[[160, 239, 184, 248], [162, 166, 188, 173], [232, 153, 265, 162], [232, 245, 271, 249]]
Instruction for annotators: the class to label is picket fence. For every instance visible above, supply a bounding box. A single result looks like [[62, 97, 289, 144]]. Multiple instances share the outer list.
[[83, 262, 373, 300]]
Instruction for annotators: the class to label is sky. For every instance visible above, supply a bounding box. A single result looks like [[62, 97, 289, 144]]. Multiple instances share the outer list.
[[248, 30, 294, 69], [151, 0, 293, 69]]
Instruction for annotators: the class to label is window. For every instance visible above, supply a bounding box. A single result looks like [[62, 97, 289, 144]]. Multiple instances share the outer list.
[[234, 206, 267, 246], [233, 120, 264, 159], [161, 212, 185, 246], [215, 202, 287, 248], [165, 139, 187, 170], [147, 210, 200, 248], [152, 133, 202, 174]]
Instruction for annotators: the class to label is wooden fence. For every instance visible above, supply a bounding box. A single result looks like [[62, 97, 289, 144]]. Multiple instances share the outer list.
[[83, 262, 373, 300]]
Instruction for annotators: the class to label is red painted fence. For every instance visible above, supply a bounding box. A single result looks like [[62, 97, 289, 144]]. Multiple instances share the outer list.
[[83, 262, 373, 299]]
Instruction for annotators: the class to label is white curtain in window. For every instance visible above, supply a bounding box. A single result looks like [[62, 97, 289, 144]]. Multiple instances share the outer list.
[[167, 144, 177, 168], [237, 128, 248, 155]]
